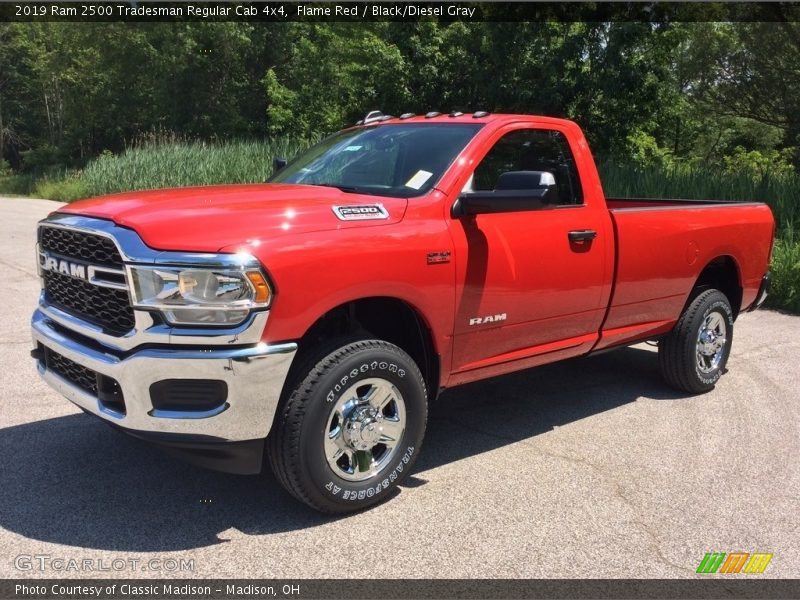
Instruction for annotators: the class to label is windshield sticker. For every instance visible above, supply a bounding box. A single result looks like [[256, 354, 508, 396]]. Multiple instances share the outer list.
[[405, 170, 433, 190], [344, 145, 363, 152], [332, 205, 390, 221]]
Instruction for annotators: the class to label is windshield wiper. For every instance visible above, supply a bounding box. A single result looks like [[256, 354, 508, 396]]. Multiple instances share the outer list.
[[310, 183, 361, 194]]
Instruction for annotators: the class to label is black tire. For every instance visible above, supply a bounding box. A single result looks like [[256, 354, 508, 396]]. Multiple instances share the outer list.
[[268, 338, 427, 514], [658, 289, 734, 393]]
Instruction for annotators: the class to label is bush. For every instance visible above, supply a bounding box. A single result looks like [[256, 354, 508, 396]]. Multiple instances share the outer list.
[[0, 172, 35, 196], [20, 144, 66, 173], [766, 233, 800, 314], [33, 176, 89, 203]]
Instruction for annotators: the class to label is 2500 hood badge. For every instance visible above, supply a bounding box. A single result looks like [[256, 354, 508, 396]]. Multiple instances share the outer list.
[[332, 204, 389, 221]]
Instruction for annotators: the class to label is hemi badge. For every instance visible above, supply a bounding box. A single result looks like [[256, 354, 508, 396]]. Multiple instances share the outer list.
[[427, 251, 451, 264], [332, 204, 389, 221]]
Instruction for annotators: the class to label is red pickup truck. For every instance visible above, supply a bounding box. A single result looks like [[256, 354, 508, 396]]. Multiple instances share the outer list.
[[31, 112, 774, 513]]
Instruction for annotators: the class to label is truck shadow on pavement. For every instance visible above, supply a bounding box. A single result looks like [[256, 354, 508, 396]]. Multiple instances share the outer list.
[[0, 345, 691, 552]]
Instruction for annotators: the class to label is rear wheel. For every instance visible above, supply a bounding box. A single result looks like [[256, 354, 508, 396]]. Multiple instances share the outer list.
[[658, 289, 734, 393], [268, 338, 427, 513]]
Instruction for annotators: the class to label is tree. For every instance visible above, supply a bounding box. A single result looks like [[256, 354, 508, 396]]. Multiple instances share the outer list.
[[264, 23, 409, 136]]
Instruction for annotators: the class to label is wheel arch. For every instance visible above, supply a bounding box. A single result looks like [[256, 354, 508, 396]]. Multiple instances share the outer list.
[[690, 255, 743, 318], [286, 296, 441, 402]]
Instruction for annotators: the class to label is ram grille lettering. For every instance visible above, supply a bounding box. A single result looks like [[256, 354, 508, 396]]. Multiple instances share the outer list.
[[41, 255, 87, 281], [38, 251, 127, 290]]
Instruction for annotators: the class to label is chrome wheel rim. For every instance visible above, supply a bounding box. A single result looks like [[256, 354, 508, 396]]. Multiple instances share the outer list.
[[324, 378, 406, 482], [696, 312, 727, 374]]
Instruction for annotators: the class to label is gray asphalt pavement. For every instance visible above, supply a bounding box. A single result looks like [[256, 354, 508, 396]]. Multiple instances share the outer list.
[[0, 196, 798, 579]]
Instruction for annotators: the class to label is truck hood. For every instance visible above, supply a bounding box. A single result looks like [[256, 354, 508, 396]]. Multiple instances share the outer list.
[[57, 184, 408, 252]]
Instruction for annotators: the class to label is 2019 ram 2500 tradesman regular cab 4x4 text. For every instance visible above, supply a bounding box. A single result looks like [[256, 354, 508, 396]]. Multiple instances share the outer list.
[[31, 112, 774, 513]]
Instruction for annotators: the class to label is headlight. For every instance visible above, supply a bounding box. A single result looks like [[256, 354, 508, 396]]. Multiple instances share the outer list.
[[128, 264, 272, 326]]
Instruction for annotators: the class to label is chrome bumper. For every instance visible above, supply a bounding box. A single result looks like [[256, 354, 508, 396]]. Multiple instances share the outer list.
[[31, 309, 297, 443]]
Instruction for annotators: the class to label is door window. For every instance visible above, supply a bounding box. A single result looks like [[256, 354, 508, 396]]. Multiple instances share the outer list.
[[471, 129, 583, 206]]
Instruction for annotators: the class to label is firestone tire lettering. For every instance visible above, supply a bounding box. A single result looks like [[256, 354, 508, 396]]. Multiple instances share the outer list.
[[268, 338, 427, 514]]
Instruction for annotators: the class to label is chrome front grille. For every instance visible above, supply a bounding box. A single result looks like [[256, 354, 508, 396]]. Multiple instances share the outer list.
[[38, 225, 135, 335], [39, 225, 123, 267]]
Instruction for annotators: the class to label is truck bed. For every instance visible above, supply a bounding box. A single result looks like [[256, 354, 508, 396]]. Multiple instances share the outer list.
[[595, 198, 775, 350]]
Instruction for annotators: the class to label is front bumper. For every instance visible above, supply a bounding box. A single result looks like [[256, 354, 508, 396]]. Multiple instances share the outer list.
[[31, 309, 297, 473]]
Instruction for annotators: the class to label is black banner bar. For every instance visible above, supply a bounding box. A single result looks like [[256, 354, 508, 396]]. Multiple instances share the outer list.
[[2, 1, 800, 23], [2, 579, 800, 600]]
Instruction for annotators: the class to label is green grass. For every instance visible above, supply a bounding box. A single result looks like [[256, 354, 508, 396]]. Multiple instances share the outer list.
[[80, 137, 310, 198], [599, 162, 799, 232], [33, 174, 89, 203], [15, 137, 311, 203]]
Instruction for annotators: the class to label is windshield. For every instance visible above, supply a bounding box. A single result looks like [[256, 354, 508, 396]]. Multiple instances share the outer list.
[[270, 123, 483, 198]]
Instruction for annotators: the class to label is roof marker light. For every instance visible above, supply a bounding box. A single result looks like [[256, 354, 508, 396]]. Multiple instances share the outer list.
[[363, 110, 385, 124]]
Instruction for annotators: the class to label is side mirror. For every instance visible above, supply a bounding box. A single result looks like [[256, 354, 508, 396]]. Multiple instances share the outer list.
[[452, 171, 558, 218], [272, 157, 287, 175]]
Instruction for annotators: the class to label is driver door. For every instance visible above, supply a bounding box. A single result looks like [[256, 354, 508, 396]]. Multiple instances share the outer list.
[[449, 126, 610, 377]]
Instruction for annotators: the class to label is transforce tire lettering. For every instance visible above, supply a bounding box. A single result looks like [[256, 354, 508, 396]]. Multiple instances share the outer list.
[[327, 446, 415, 500]]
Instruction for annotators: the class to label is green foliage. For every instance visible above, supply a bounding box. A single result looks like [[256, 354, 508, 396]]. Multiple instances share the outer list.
[[36, 137, 310, 199], [599, 162, 799, 231], [0, 22, 280, 167], [3, 21, 800, 177], [0, 158, 35, 195], [20, 144, 64, 172], [0, 173, 34, 195], [3, 20, 799, 311], [766, 232, 800, 314], [33, 174, 88, 202], [264, 23, 409, 136], [722, 147, 797, 179], [625, 130, 675, 168]]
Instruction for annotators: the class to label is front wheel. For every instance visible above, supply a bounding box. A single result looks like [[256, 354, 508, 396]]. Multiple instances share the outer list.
[[268, 338, 427, 513], [658, 289, 734, 393]]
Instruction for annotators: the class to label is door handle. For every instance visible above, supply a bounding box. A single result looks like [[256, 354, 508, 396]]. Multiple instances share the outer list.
[[568, 229, 597, 243]]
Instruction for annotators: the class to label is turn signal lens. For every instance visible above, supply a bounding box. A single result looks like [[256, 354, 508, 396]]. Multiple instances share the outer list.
[[246, 271, 271, 304]]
